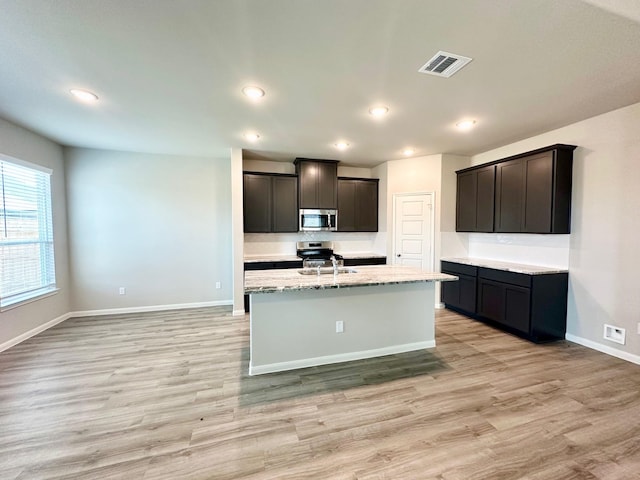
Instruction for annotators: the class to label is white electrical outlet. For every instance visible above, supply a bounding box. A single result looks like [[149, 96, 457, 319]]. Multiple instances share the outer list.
[[215, 282, 221, 289], [336, 320, 344, 333], [637, 322, 640, 335], [119, 287, 126, 295], [603, 324, 625, 345]]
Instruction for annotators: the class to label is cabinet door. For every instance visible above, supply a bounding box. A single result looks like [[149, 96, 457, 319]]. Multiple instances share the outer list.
[[456, 170, 477, 231], [477, 278, 505, 322], [272, 176, 298, 232], [441, 276, 460, 306], [476, 166, 495, 232], [337, 179, 356, 231], [298, 161, 318, 209], [478, 278, 531, 334], [441, 272, 477, 314], [495, 159, 526, 232], [338, 178, 378, 232], [458, 275, 478, 313], [317, 161, 338, 209], [523, 152, 553, 233], [504, 285, 531, 334], [550, 149, 573, 234], [456, 165, 495, 232], [243, 174, 272, 232], [355, 180, 378, 231]]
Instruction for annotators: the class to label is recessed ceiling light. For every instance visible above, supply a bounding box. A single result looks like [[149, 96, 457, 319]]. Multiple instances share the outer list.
[[69, 89, 98, 103], [334, 142, 350, 150], [456, 119, 476, 130], [369, 105, 389, 117], [244, 132, 260, 142], [242, 86, 265, 99], [402, 148, 415, 156]]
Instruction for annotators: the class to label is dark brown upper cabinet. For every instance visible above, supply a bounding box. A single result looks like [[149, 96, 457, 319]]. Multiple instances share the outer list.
[[456, 165, 495, 232], [337, 178, 379, 232], [456, 144, 576, 234], [294, 158, 338, 209], [495, 147, 575, 233], [243, 173, 298, 233]]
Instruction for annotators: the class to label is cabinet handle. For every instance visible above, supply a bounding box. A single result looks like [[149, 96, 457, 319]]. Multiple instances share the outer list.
[[396, 254, 401, 257]]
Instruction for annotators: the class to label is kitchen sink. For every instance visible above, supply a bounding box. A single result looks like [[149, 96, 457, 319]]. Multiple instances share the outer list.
[[298, 267, 358, 275]]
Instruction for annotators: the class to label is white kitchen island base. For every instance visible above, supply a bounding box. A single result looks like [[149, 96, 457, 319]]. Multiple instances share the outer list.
[[249, 282, 436, 375]]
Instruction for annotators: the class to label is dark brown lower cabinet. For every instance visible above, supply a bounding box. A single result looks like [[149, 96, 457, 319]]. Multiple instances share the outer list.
[[441, 261, 568, 342], [477, 278, 530, 334], [441, 261, 477, 314], [343, 257, 386, 267]]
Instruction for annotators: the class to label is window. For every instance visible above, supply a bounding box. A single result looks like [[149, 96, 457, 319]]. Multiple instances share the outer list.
[[0, 155, 56, 309]]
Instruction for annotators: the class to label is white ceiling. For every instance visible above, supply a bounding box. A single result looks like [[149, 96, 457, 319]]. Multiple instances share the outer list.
[[1, 0, 640, 167]]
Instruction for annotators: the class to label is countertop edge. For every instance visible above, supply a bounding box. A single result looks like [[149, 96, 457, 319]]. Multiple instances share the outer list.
[[441, 257, 568, 275], [244, 252, 387, 263], [245, 275, 457, 294], [244, 266, 457, 294]]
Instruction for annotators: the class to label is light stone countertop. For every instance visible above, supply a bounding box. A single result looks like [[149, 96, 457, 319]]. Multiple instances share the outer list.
[[243, 255, 301, 263], [245, 265, 457, 294], [243, 252, 386, 263], [338, 252, 387, 259], [441, 257, 568, 275]]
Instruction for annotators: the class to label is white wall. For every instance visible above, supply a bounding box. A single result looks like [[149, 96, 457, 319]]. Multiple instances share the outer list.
[[244, 232, 383, 257], [0, 118, 71, 348], [371, 161, 388, 255], [65, 148, 232, 312], [469, 102, 640, 361], [231, 148, 245, 315], [385, 154, 443, 268]]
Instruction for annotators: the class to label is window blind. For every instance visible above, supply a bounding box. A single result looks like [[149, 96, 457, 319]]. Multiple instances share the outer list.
[[0, 157, 56, 308]]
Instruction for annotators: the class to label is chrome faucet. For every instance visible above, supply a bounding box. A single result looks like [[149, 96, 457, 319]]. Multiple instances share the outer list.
[[331, 255, 338, 275]]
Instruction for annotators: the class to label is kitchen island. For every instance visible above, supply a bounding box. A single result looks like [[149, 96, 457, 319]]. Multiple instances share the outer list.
[[245, 265, 456, 375]]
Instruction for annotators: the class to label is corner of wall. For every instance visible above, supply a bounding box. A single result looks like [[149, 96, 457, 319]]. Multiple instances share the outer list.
[[231, 148, 245, 314]]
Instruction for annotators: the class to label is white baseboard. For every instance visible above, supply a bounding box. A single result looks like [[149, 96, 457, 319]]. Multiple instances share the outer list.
[[70, 300, 233, 318], [249, 340, 436, 376], [566, 333, 640, 366], [0, 312, 72, 353], [435, 302, 445, 309], [1, 301, 233, 353], [232, 309, 246, 316]]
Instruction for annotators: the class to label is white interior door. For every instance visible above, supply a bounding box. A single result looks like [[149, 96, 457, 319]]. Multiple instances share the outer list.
[[393, 193, 434, 271]]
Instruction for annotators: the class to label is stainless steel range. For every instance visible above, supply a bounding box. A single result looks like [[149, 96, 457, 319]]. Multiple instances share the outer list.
[[296, 241, 343, 269]]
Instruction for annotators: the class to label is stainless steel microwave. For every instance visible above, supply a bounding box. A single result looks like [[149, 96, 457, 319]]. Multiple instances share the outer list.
[[299, 209, 338, 232]]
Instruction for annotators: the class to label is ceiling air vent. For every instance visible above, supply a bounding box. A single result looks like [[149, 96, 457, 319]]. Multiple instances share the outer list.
[[418, 51, 472, 78]]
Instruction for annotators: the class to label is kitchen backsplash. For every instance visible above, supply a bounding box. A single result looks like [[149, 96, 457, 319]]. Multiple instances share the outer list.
[[467, 233, 570, 268], [244, 232, 385, 257]]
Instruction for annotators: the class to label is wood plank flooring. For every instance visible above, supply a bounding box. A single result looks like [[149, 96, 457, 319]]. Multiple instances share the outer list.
[[1, 306, 639, 479]]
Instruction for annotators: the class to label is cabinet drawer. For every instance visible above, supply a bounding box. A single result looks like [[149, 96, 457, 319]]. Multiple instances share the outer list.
[[478, 267, 531, 288], [441, 261, 478, 277]]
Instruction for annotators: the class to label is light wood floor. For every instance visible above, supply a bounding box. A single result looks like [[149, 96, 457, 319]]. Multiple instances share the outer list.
[[1, 307, 639, 480]]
